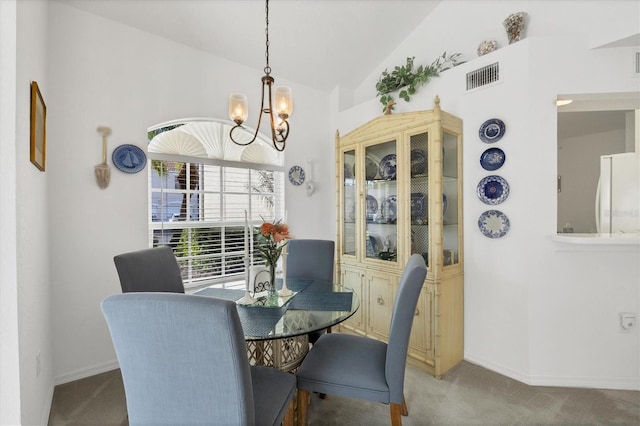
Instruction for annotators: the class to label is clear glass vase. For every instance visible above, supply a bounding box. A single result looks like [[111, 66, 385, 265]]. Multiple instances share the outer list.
[[267, 262, 279, 304]]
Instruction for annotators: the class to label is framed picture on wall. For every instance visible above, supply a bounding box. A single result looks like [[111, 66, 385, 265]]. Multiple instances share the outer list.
[[30, 81, 46, 171]]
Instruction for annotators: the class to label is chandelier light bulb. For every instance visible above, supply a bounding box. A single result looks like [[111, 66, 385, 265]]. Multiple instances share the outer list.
[[229, 93, 248, 124], [274, 86, 293, 117]]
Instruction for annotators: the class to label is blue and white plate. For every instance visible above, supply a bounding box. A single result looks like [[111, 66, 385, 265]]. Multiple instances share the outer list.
[[479, 118, 506, 143], [365, 156, 379, 180], [477, 175, 509, 205], [478, 210, 510, 238], [381, 195, 397, 222], [411, 193, 426, 219], [379, 154, 397, 180], [480, 147, 506, 171], [410, 149, 427, 176], [112, 144, 147, 173], [366, 195, 378, 219], [288, 165, 305, 185]]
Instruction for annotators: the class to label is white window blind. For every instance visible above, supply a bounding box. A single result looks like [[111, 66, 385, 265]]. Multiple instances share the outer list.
[[148, 155, 285, 290]]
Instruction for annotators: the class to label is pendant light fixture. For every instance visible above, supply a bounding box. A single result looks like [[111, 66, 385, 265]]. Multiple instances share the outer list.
[[228, 0, 292, 152]]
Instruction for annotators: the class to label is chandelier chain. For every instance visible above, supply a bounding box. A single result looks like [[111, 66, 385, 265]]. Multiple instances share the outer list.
[[264, 0, 271, 75]]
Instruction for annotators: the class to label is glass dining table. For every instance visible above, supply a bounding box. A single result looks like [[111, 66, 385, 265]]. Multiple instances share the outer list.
[[193, 277, 359, 372]]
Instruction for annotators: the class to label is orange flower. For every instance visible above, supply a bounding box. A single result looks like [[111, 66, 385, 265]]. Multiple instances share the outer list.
[[260, 222, 276, 237], [273, 224, 290, 242]]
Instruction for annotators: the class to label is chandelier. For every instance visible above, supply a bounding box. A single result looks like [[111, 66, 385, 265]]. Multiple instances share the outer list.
[[228, 0, 292, 152]]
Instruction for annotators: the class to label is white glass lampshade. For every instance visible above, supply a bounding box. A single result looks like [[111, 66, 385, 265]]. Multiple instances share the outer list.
[[229, 93, 248, 124], [274, 86, 293, 117]]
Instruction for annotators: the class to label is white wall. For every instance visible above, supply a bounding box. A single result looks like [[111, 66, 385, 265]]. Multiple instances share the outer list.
[[46, 2, 332, 384], [11, 1, 56, 424], [335, 1, 640, 390], [0, 2, 22, 424]]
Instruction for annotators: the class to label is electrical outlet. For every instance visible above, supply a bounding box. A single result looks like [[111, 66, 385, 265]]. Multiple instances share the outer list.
[[620, 312, 636, 332], [36, 351, 41, 377]]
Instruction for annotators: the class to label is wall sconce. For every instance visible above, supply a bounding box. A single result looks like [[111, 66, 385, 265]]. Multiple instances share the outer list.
[[95, 126, 111, 189]]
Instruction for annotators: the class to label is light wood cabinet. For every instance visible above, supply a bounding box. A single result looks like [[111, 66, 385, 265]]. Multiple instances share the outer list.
[[336, 97, 464, 378]]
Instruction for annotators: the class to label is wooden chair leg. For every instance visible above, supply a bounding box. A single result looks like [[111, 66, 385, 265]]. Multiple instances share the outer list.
[[282, 398, 295, 426], [401, 395, 408, 416], [297, 389, 310, 426], [390, 402, 403, 426]]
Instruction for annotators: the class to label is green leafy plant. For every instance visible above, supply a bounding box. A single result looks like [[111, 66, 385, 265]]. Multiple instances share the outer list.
[[375, 52, 461, 113]]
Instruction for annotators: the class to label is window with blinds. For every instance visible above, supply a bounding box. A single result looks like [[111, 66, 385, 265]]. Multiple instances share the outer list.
[[147, 120, 285, 290]]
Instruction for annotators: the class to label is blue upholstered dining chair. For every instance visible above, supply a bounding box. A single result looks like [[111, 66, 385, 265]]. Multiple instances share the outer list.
[[295, 254, 427, 426], [102, 293, 296, 426], [285, 239, 335, 343], [113, 246, 184, 293]]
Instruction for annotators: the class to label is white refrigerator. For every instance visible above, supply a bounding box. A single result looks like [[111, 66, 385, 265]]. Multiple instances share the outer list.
[[596, 152, 640, 234]]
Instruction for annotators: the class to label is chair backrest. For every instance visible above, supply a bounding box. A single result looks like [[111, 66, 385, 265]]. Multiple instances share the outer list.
[[113, 246, 184, 293], [385, 254, 427, 404], [286, 239, 335, 284], [101, 293, 255, 425]]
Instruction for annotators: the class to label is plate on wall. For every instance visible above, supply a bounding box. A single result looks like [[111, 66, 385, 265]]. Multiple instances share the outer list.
[[480, 147, 506, 171], [479, 118, 506, 143], [112, 144, 147, 173], [288, 165, 305, 185], [410, 149, 427, 176], [478, 210, 510, 238], [379, 154, 397, 180], [477, 175, 509, 205]]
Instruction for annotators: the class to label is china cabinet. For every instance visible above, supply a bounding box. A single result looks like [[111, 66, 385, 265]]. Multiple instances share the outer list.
[[336, 97, 463, 378]]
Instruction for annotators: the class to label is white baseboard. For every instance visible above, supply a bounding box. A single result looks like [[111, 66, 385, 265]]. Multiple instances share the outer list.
[[54, 359, 120, 386], [464, 354, 640, 391]]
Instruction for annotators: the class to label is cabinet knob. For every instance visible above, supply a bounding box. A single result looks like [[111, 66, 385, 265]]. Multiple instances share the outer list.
[[415, 308, 420, 316], [377, 296, 384, 305]]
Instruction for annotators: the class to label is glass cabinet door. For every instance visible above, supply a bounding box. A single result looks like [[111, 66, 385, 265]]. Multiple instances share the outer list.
[[442, 130, 459, 266], [364, 140, 397, 264], [409, 132, 429, 267], [342, 149, 356, 257]]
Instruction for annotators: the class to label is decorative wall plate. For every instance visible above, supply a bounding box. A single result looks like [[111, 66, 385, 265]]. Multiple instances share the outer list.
[[288, 165, 305, 185], [381, 195, 397, 222], [479, 118, 506, 143], [477, 175, 509, 205], [112, 144, 147, 173], [480, 147, 506, 171], [478, 210, 510, 238], [379, 154, 397, 180], [410, 149, 427, 176]]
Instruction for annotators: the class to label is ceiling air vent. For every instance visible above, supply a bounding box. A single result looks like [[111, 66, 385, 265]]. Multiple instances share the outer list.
[[466, 62, 500, 91]]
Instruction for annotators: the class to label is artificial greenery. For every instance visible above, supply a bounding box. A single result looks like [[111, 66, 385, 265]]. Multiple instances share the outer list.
[[375, 52, 461, 112]]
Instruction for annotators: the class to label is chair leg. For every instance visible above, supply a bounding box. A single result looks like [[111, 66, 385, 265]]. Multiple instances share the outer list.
[[401, 395, 408, 416], [297, 389, 310, 426], [390, 403, 403, 426], [282, 398, 295, 426]]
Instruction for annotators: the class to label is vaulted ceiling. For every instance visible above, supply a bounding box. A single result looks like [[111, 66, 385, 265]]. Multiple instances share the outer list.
[[55, 0, 441, 92]]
